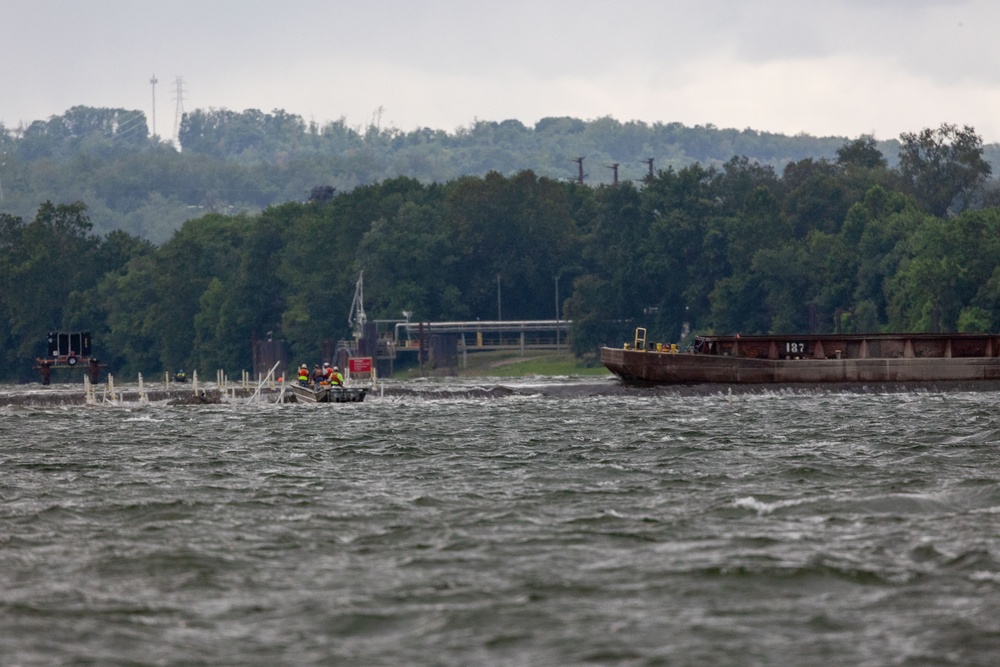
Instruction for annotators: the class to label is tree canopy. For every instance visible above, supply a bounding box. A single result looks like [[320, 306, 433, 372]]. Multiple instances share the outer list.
[[898, 124, 992, 216], [5, 111, 1000, 380], [2, 106, 907, 243]]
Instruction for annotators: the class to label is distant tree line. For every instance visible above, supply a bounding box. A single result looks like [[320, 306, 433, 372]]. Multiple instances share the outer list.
[[1, 122, 997, 381], [1, 105, 910, 244]]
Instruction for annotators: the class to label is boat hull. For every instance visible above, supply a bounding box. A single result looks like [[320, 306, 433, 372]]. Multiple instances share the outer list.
[[602, 333, 1000, 386], [289, 383, 367, 403]]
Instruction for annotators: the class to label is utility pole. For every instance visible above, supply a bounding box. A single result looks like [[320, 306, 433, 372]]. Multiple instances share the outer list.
[[172, 76, 186, 147], [149, 75, 158, 139], [606, 163, 619, 186], [571, 157, 584, 184], [642, 157, 654, 178], [554, 273, 561, 350]]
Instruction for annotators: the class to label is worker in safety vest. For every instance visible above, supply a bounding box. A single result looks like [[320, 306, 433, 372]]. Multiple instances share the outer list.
[[323, 362, 344, 387], [297, 364, 310, 385]]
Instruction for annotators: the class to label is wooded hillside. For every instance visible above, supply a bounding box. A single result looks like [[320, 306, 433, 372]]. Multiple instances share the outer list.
[[1, 106, 906, 243], [2, 113, 998, 381]]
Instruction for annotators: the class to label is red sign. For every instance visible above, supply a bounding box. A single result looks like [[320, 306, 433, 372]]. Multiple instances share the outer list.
[[349, 357, 373, 373]]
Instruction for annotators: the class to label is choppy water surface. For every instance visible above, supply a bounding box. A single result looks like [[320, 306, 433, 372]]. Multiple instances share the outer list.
[[3, 377, 1000, 666]]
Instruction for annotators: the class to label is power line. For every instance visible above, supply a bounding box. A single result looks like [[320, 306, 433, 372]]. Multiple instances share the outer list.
[[113, 110, 147, 140]]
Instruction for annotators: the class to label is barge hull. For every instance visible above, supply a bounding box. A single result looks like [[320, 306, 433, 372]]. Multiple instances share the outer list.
[[601, 333, 1000, 385]]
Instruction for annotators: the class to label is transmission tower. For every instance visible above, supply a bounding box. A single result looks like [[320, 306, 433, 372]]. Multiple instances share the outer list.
[[149, 75, 158, 139], [172, 76, 186, 146]]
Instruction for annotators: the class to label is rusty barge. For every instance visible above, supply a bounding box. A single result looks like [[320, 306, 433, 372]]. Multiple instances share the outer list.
[[601, 329, 1000, 386]]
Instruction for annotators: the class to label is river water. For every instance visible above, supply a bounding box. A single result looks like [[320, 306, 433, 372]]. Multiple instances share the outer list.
[[2, 377, 1000, 666]]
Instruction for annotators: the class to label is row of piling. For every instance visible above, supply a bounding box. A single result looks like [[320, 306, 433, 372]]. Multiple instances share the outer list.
[[82, 365, 291, 405]]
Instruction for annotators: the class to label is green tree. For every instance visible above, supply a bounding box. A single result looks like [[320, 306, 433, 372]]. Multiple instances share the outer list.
[[357, 199, 463, 322], [836, 135, 887, 170], [277, 180, 402, 358], [801, 230, 856, 332], [564, 180, 646, 349], [144, 213, 253, 372], [1, 202, 98, 365], [445, 171, 579, 320], [0, 202, 150, 379], [781, 158, 848, 236], [887, 208, 1000, 331], [95, 255, 162, 376], [751, 241, 813, 332], [838, 186, 925, 325], [898, 124, 991, 216], [634, 164, 725, 339]]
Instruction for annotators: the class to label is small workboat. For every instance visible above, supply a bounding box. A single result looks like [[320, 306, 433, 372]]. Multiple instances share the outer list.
[[288, 383, 367, 403]]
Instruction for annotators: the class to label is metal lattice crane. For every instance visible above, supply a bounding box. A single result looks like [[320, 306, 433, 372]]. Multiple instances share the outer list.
[[349, 271, 367, 339]]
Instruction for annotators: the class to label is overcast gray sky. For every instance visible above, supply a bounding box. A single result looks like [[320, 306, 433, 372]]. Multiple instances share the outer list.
[[3, 0, 999, 142]]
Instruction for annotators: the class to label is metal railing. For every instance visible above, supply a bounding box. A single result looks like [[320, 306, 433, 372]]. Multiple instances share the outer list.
[[392, 319, 570, 342]]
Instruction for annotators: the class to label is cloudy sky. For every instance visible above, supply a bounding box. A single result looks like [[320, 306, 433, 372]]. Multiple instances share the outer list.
[[3, 0, 999, 142]]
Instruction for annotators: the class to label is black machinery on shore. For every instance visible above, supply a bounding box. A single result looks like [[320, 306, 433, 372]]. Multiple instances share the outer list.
[[34, 331, 106, 385]]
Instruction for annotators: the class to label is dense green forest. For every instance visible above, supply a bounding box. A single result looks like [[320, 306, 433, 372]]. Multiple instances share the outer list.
[[0, 105, 910, 243], [2, 107, 1000, 382]]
